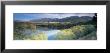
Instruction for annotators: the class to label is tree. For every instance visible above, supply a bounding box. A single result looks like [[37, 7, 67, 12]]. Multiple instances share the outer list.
[[92, 13, 97, 28], [92, 13, 97, 22]]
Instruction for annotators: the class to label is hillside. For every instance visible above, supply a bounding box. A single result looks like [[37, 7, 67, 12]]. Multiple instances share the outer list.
[[29, 16, 93, 23]]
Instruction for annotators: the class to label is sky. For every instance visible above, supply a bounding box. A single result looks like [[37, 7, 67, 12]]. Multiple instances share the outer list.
[[14, 13, 95, 21]]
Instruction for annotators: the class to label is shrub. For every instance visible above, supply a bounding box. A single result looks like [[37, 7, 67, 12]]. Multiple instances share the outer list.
[[55, 29, 76, 40], [30, 32, 48, 40], [55, 25, 96, 40]]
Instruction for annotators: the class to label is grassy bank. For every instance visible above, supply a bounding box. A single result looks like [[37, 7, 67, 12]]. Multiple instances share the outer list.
[[55, 25, 96, 40]]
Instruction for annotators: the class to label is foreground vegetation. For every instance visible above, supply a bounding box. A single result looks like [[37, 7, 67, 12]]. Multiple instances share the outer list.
[[14, 22, 96, 40], [14, 22, 48, 40], [55, 25, 96, 40]]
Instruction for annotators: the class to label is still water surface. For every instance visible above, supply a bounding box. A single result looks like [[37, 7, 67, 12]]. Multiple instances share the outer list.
[[23, 27, 61, 40]]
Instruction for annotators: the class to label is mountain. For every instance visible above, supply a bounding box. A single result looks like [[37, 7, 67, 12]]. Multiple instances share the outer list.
[[14, 20, 25, 22], [30, 16, 93, 23], [30, 18, 60, 22]]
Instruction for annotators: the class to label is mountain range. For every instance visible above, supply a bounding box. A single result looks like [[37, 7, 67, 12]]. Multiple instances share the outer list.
[[15, 16, 93, 24], [30, 16, 93, 23]]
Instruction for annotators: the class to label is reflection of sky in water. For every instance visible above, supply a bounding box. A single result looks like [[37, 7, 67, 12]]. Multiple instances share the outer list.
[[43, 30, 60, 36], [23, 28, 60, 40], [36, 30, 60, 40]]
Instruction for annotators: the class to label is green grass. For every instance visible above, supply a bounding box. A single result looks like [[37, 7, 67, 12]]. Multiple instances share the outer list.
[[78, 31, 97, 40], [55, 25, 96, 40], [29, 32, 47, 40]]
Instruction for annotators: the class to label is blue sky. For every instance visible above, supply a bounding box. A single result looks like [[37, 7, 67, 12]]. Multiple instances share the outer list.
[[14, 13, 95, 21]]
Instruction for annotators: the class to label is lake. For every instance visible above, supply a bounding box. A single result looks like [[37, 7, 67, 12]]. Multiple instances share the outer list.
[[23, 27, 61, 40]]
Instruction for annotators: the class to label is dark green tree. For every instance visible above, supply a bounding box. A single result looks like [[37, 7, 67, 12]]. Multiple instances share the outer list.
[[92, 13, 97, 28], [92, 13, 97, 23]]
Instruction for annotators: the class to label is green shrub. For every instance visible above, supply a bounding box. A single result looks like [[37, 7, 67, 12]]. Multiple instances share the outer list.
[[78, 31, 97, 40], [55, 25, 96, 40], [29, 32, 48, 40], [55, 29, 76, 40]]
